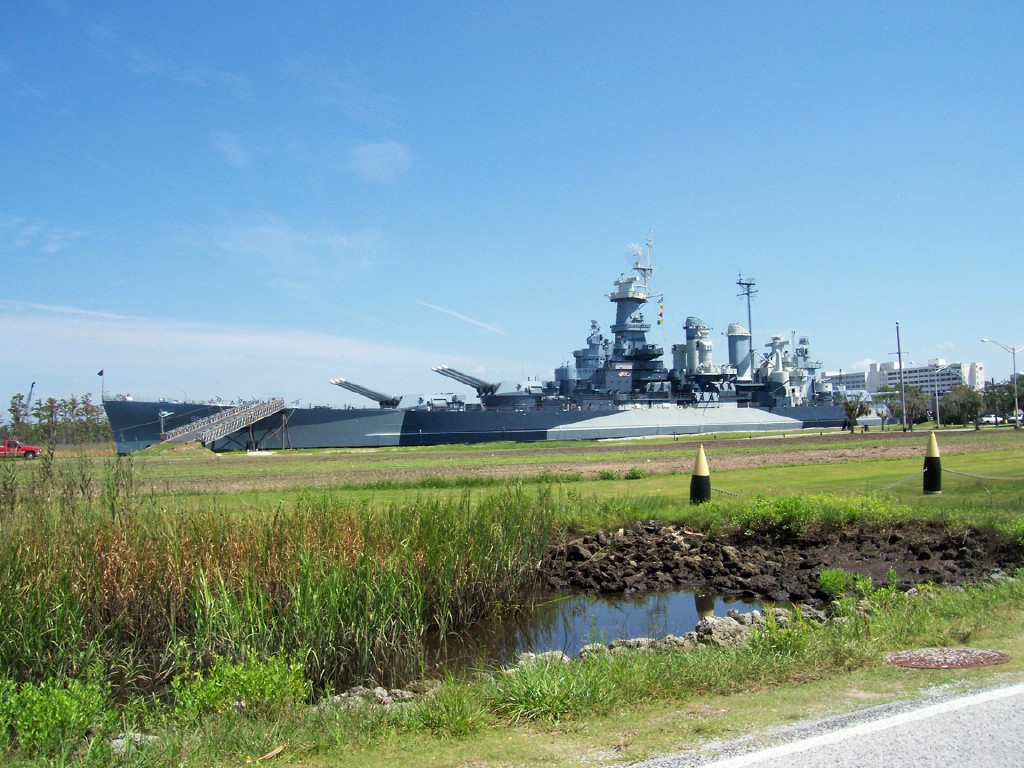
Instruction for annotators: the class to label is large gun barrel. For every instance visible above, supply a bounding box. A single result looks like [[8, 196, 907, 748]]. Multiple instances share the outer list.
[[329, 378, 402, 408], [432, 365, 499, 396]]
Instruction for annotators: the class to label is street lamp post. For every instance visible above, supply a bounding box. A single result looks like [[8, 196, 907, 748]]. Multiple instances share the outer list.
[[931, 363, 963, 429], [981, 339, 1023, 430], [159, 410, 173, 438]]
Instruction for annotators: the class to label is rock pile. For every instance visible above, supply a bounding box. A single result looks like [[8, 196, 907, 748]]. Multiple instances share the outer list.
[[544, 520, 1022, 605], [507, 607, 797, 671]]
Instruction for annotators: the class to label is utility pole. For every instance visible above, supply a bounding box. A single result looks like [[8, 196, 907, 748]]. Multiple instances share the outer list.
[[896, 321, 909, 431]]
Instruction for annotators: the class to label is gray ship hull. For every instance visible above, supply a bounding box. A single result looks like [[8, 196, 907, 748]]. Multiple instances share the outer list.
[[103, 398, 846, 454]]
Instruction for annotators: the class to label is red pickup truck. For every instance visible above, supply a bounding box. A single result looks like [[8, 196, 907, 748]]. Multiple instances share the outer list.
[[0, 439, 40, 459]]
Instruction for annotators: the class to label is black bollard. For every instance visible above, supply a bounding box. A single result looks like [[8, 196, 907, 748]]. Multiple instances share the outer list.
[[690, 443, 712, 504], [923, 431, 942, 495]]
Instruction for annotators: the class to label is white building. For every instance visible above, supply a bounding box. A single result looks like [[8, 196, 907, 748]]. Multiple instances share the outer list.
[[821, 359, 985, 396]]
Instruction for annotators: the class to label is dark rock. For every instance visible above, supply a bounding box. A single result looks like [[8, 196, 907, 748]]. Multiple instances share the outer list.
[[567, 543, 593, 562]]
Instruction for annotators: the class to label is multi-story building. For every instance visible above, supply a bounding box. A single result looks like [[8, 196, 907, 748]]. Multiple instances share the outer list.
[[821, 359, 985, 397]]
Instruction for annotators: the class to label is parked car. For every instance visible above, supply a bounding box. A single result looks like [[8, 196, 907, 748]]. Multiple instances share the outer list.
[[0, 438, 40, 459]]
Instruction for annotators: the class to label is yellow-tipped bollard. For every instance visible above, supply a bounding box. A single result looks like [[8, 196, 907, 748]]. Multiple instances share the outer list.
[[923, 431, 942, 494], [690, 443, 712, 504]]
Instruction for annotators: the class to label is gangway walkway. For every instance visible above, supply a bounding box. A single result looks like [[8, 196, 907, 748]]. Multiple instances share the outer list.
[[161, 398, 286, 445]]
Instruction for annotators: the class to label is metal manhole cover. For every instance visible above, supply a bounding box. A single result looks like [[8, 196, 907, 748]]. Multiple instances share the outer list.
[[885, 647, 1010, 669]]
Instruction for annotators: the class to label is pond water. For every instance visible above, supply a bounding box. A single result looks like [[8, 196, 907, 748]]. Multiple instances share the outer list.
[[429, 589, 761, 673]]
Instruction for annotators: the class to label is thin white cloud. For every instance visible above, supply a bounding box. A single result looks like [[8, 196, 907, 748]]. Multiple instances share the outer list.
[[0, 301, 131, 322], [41, 228, 83, 254], [211, 220, 378, 268], [346, 141, 411, 183], [84, 20, 120, 55], [125, 46, 166, 76], [212, 131, 253, 168], [0, 302, 507, 406], [83, 22, 253, 101], [2, 214, 84, 255], [12, 222, 41, 248], [286, 60, 398, 126], [167, 219, 382, 307], [416, 300, 510, 337], [181, 66, 255, 102]]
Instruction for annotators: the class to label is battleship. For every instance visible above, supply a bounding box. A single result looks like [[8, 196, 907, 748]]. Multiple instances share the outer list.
[[103, 251, 848, 454]]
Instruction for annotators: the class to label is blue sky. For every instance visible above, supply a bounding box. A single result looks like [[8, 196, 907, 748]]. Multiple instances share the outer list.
[[2, 1, 1022, 412]]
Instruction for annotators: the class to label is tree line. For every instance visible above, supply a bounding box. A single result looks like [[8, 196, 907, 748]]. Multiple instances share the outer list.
[[848, 374, 1022, 429], [3, 392, 112, 445], [980, 376, 1024, 421]]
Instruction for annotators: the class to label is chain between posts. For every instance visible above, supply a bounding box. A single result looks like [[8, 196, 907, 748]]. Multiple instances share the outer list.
[[878, 469, 927, 491], [941, 469, 1024, 482], [711, 487, 743, 497], [698, 459, 1021, 498]]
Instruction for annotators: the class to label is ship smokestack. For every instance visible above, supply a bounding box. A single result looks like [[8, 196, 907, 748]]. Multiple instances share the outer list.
[[727, 323, 752, 381]]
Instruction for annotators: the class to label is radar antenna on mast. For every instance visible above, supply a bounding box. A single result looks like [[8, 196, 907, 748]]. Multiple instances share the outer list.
[[624, 234, 655, 287]]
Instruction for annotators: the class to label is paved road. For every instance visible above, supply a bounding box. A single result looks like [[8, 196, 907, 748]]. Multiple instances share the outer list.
[[627, 681, 1024, 768]]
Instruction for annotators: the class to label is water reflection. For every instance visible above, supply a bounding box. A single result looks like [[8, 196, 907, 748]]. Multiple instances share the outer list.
[[428, 589, 760, 674]]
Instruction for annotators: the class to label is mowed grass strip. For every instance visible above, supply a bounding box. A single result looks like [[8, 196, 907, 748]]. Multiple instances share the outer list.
[[77, 427, 1019, 489], [123, 439, 1023, 517]]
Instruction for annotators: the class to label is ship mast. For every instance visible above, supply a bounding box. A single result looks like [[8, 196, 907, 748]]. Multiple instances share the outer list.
[[635, 236, 654, 286], [737, 275, 757, 377]]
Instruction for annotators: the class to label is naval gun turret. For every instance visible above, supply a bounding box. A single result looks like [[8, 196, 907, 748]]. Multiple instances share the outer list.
[[431, 366, 500, 397], [329, 378, 402, 408]]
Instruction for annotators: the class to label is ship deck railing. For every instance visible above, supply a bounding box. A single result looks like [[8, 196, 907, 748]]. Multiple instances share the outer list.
[[162, 398, 286, 445]]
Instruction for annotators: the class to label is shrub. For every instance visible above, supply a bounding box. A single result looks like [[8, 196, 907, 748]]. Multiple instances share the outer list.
[[173, 654, 310, 722], [996, 515, 1024, 548], [624, 467, 647, 480], [817, 568, 857, 599], [817, 567, 873, 599], [0, 678, 15, 750], [8, 678, 106, 758]]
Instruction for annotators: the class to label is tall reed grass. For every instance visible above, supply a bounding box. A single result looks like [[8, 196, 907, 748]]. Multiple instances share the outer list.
[[0, 459, 555, 695]]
